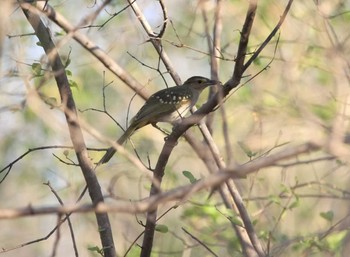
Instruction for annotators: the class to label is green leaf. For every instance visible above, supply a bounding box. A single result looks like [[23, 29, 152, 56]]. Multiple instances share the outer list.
[[237, 141, 257, 158], [182, 170, 197, 184], [288, 199, 300, 210], [288, 194, 300, 210], [228, 215, 243, 226], [326, 231, 347, 252], [64, 56, 71, 68], [320, 211, 334, 222], [87, 245, 103, 255], [155, 224, 168, 233], [69, 79, 79, 89], [311, 102, 336, 122], [269, 195, 281, 205], [55, 31, 65, 36], [63, 150, 69, 157], [88, 246, 100, 252], [253, 56, 262, 66], [31, 62, 42, 76], [65, 69, 72, 76], [44, 97, 57, 109]]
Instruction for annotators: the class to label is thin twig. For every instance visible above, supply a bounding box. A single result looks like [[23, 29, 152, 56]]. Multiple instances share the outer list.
[[182, 228, 219, 257], [0, 145, 76, 183], [242, 0, 295, 73], [32, 2, 148, 100], [45, 182, 79, 257], [51, 214, 62, 257], [0, 182, 82, 256], [127, 0, 181, 85]]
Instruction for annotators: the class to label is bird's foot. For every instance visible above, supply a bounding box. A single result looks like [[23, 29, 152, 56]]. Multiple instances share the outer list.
[[151, 123, 170, 136], [164, 135, 178, 147]]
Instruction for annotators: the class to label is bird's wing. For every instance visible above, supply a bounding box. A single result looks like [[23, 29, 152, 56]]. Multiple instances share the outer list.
[[132, 86, 192, 128]]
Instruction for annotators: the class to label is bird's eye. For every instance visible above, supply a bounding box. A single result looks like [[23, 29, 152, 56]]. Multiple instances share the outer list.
[[197, 79, 203, 84]]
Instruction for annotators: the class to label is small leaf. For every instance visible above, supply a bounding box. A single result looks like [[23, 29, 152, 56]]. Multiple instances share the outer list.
[[228, 215, 243, 226], [65, 69, 72, 76], [55, 31, 65, 36], [326, 231, 347, 251], [182, 170, 197, 184], [269, 195, 281, 205], [87, 245, 104, 255], [253, 56, 262, 65], [69, 79, 79, 89], [320, 211, 334, 222], [288, 200, 299, 210], [311, 103, 336, 122], [88, 246, 100, 252], [64, 57, 71, 68], [63, 150, 69, 157], [44, 97, 57, 109], [237, 141, 257, 158], [31, 62, 42, 76], [288, 194, 300, 210], [155, 224, 168, 233]]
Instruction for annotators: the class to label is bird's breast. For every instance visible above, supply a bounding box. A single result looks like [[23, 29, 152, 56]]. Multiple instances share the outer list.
[[158, 100, 192, 122]]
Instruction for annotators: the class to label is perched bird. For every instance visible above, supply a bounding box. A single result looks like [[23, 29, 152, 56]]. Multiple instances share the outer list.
[[98, 76, 218, 164]]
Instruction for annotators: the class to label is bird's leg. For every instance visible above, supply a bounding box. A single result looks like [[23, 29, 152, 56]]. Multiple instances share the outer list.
[[151, 122, 170, 136], [161, 121, 185, 144]]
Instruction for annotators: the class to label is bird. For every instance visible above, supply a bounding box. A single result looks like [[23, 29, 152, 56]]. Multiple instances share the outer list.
[[98, 76, 218, 165]]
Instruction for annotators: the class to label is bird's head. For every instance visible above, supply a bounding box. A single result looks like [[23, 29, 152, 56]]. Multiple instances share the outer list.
[[184, 76, 219, 91]]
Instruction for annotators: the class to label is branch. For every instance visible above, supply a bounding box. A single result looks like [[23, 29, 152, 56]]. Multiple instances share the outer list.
[[127, 0, 182, 85], [24, 2, 295, 257], [125, 1, 294, 257], [182, 228, 219, 257], [243, 0, 294, 72], [0, 142, 320, 219], [20, 2, 116, 257], [33, 1, 149, 100], [0, 145, 74, 183]]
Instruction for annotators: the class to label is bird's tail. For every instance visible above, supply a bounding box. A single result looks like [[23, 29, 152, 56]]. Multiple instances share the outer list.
[[97, 125, 135, 165]]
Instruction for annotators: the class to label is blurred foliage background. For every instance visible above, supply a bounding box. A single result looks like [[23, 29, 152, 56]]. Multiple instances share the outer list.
[[1, 0, 350, 256]]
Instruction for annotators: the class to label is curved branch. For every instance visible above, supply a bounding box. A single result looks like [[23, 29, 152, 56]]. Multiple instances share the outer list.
[[156, 0, 168, 38], [127, 0, 181, 84]]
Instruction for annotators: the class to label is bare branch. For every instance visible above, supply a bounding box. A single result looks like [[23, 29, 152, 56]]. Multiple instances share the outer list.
[[243, 0, 294, 72], [45, 182, 79, 257], [32, 1, 148, 100], [127, 0, 182, 85], [182, 227, 219, 257], [20, 2, 116, 256], [0, 142, 321, 220]]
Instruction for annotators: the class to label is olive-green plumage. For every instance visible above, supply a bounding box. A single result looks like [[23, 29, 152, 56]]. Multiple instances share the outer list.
[[98, 76, 218, 165]]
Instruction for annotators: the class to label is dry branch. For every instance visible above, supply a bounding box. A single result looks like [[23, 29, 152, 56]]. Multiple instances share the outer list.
[[0, 142, 319, 220], [20, 2, 116, 257]]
